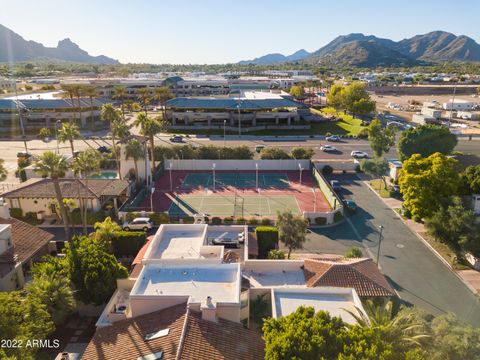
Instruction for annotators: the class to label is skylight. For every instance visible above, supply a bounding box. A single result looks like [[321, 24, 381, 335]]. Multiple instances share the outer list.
[[144, 328, 170, 341]]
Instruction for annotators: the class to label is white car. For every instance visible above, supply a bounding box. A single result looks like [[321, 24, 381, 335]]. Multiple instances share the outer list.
[[351, 150, 368, 159], [320, 145, 337, 152], [122, 217, 154, 231]]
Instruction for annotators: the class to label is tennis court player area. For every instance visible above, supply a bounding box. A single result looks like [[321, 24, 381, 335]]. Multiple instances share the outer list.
[[143, 170, 331, 218]]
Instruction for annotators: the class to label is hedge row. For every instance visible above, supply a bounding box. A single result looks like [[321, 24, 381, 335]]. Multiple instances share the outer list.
[[154, 145, 253, 161], [255, 226, 279, 258], [111, 231, 147, 257]]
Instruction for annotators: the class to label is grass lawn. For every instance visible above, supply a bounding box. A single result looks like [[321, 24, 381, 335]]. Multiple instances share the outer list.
[[369, 179, 391, 198]]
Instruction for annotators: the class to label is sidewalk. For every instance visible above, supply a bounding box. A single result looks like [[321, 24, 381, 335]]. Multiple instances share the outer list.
[[364, 180, 480, 295]]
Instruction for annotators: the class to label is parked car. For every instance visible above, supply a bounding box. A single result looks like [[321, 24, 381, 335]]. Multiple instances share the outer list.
[[97, 146, 111, 153], [122, 217, 154, 231], [330, 180, 341, 192], [320, 145, 337, 152], [212, 237, 239, 248], [343, 199, 357, 213], [351, 150, 368, 159], [326, 135, 341, 142], [170, 135, 184, 143]]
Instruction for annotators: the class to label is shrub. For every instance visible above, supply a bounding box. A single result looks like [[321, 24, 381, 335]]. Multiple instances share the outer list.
[[333, 211, 344, 223], [149, 212, 170, 225], [256, 226, 279, 258], [125, 212, 141, 222], [345, 246, 363, 258], [23, 211, 42, 225], [261, 218, 272, 226], [183, 216, 194, 224], [9, 208, 23, 219], [268, 249, 286, 259], [71, 209, 106, 225], [223, 216, 234, 224], [357, 128, 369, 139], [248, 217, 259, 225], [237, 217, 247, 224], [211, 217, 222, 225], [314, 217, 327, 225], [322, 165, 333, 175], [111, 231, 146, 257]]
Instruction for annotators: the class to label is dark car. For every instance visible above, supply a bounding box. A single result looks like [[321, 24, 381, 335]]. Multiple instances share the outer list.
[[97, 146, 111, 153], [330, 180, 341, 192], [326, 135, 341, 142], [170, 135, 184, 143], [343, 199, 357, 213]]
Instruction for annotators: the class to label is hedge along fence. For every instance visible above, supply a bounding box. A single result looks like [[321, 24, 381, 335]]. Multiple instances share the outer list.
[[255, 226, 279, 259], [111, 231, 147, 258]]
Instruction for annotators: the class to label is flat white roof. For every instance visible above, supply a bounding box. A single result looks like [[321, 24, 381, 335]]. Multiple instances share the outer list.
[[243, 260, 306, 288], [144, 224, 208, 260], [272, 288, 365, 325], [131, 263, 240, 304]]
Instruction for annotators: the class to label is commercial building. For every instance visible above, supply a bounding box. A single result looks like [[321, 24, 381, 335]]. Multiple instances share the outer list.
[[443, 98, 477, 111]]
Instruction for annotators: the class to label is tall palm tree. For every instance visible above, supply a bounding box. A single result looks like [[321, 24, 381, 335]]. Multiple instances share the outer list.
[[101, 104, 122, 176], [83, 86, 98, 130], [137, 87, 151, 115], [57, 122, 80, 157], [125, 139, 144, 186], [112, 119, 131, 144], [93, 216, 121, 244], [133, 112, 163, 174], [153, 86, 174, 118], [60, 84, 78, 123], [34, 151, 70, 241], [113, 86, 127, 120], [73, 149, 101, 234]]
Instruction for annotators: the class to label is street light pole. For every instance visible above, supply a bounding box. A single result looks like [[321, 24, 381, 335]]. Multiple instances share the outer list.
[[312, 188, 316, 212], [237, 103, 241, 137], [255, 163, 258, 190], [298, 163, 303, 185], [223, 119, 226, 147], [150, 187, 155, 212], [376, 225, 384, 267], [212, 163, 216, 191], [55, 120, 61, 155], [169, 163, 173, 192]]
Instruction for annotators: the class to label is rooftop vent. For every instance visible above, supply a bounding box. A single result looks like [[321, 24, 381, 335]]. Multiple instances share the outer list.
[[144, 328, 169, 341]]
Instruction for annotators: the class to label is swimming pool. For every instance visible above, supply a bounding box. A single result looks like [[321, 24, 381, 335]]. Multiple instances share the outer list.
[[88, 171, 119, 179]]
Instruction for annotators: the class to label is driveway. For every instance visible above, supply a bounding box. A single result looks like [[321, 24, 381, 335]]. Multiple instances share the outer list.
[[299, 173, 480, 326]]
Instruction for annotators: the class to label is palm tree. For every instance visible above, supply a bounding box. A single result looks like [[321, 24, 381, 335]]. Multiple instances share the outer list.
[[57, 122, 80, 157], [34, 151, 70, 241], [113, 86, 127, 120], [60, 84, 78, 123], [93, 216, 121, 243], [137, 87, 151, 115], [73, 149, 101, 234], [83, 86, 97, 129], [153, 86, 174, 118], [112, 118, 131, 144], [75, 85, 84, 125], [101, 104, 122, 176], [133, 112, 163, 174], [125, 139, 144, 186]]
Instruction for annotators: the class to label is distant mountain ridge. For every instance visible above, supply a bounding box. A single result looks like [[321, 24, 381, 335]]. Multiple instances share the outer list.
[[239, 31, 480, 67], [238, 49, 311, 65], [0, 24, 119, 64]]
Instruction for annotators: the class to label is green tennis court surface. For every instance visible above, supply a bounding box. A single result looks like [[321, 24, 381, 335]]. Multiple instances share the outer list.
[[168, 193, 301, 217], [180, 172, 290, 189]]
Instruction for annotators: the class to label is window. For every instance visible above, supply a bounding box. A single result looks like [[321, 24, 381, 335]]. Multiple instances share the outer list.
[[11, 199, 19, 208]]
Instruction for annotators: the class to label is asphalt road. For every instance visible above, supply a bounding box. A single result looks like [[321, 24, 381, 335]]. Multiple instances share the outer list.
[[299, 173, 480, 327]]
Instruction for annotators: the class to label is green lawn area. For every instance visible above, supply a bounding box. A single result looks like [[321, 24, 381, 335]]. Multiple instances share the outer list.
[[369, 179, 391, 198], [167, 111, 366, 136]]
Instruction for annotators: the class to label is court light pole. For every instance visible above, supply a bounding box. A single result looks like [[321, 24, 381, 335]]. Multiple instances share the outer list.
[[298, 163, 303, 185], [312, 188, 316, 212], [223, 119, 226, 147], [255, 163, 258, 190], [212, 163, 216, 191], [169, 163, 173, 192], [376, 225, 384, 267], [150, 187, 155, 212], [55, 120, 62, 154], [237, 103, 241, 137]]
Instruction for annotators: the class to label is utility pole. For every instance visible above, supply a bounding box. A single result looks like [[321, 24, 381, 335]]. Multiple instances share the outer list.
[[376, 225, 384, 267]]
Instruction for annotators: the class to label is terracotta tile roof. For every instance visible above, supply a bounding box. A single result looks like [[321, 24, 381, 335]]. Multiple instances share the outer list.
[[0, 218, 53, 276], [82, 305, 265, 360], [303, 258, 396, 297], [2, 178, 129, 199], [179, 310, 264, 360], [82, 303, 187, 360]]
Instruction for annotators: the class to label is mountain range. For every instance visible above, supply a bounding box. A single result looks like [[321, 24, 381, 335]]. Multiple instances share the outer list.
[[0, 24, 119, 64], [239, 31, 480, 67]]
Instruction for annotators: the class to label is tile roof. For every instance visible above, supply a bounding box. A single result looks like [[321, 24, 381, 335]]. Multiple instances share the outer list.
[[82, 303, 187, 360], [303, 258, 396, 297], [0, 218, 54, 276], [179, 311, 264, 360], [82, 304, 265, 360], [2, 178, 129, 199]]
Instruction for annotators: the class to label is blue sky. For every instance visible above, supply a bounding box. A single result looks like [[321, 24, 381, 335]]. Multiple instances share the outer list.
[[2, 0, 480, 64]]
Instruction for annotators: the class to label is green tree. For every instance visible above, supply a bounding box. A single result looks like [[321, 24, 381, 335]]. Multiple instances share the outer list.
[[57, 122, 80, 156], [345, 246, 363, 258], [101, 104, 122, 175], [65, 235, 127, 305], [277, 210, 308, 258], [35, 151, 70, 241], [397, 125, 457, 161], [61, 84, 80, 123], [260, 147, 291, 160], [425, 196, 480, 254], [0, 158, 7, 181], [94, 216, 121, 243], [360, 157, 390, 189], [289, 85, 305, 99], [134, 112, 165, 173], [399, 153, 460, 220], [290, 147, 315, 159], [38, 127, 52, 139], [326, 84, 344, 110], [459, 165, 480, 195], [125, 139, 145, 185], [113, 86, 127, 120], [327, 82, 375, 116], [267, 249, 286, 259], [153, 86, 174, 118], [368, 119, 396, 158], [137, 87, 151, 114]]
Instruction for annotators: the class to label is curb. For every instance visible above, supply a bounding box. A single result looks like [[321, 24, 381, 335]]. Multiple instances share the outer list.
[[363, 180, 479, 295]]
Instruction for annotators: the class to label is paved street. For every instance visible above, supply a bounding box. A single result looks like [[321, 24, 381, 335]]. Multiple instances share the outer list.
[[297, 173, 480, 327]]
